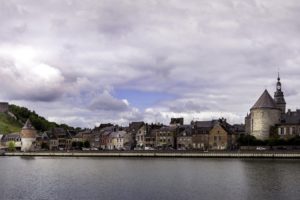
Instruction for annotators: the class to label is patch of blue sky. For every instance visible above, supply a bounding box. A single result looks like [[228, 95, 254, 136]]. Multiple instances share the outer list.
[[115, 89, 177, 110]]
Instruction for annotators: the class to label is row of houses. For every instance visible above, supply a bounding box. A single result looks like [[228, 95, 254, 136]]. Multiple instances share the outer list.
[[45, 118, 245, 151], [0, 118, 245, 151], [132, 118, 244, 150]]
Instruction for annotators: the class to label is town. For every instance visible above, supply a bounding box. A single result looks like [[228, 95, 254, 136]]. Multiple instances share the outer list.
[[1, 75, 300, 152]]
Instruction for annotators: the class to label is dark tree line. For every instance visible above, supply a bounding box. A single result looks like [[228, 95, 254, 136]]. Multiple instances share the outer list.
[[9, 104, 79, 132], [238, 135, 300, 146]]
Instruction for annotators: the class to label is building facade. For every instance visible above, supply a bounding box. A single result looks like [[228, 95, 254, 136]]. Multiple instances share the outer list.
[[20, 119, 37, 152]]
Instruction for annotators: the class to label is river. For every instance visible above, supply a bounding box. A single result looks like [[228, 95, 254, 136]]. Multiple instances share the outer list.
[[0, 157, 299, 200]]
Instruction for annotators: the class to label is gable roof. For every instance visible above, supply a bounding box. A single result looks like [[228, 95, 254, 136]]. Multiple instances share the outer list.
[[251, 89, 277, 110], [193, 120, 218, 128], [128, 122, 145, 132]]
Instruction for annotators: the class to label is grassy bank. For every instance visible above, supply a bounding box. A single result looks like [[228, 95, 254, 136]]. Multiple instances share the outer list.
[[0, 113, 22, 134]]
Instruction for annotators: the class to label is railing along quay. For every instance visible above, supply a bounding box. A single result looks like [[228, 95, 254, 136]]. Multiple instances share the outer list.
[[3, 150, 300, 158]]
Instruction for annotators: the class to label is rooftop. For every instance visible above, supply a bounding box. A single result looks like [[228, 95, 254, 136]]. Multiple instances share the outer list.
[[251, 89, 278, 110]]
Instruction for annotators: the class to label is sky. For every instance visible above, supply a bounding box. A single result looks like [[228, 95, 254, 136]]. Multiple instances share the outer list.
[[1, 0, 300, 128]]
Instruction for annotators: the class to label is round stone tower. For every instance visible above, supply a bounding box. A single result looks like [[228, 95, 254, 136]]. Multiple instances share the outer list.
[[250, 90, 281, 140], [20, 119, 37, 152]]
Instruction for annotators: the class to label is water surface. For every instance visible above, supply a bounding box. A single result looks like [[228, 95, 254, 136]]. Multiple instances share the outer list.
[[0, 157, 299, 200]]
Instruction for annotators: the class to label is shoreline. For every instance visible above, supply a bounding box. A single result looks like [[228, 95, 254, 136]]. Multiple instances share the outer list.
[[3, 151, 300, 158]]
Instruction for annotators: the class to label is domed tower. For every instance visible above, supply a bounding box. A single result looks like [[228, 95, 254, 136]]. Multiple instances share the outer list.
[[20, 119, 37, 152], [250, 90, 281, 140], [274, 73, 286, 114]]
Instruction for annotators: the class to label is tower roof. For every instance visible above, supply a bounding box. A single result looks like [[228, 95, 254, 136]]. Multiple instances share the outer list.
[[22, 119, 35, 130], [251, 89, 277, 110], [20, 119, 37, 138]]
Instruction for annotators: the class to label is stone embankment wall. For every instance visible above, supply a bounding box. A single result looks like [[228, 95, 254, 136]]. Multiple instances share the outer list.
[[3, 152, 300, 158]]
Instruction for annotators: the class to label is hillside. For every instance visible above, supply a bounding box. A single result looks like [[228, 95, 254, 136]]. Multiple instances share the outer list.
[[0, 104, 77, 134], [0, 112, 22, 134]]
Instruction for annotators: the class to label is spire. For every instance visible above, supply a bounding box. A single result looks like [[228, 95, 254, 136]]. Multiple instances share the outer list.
[[274, 72, 286, 114], [276, 72, 282, 91], [22, 119, 34, 130]]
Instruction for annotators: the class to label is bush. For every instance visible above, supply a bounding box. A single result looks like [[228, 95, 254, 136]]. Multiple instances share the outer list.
[[287, 136, 300, 146], [41, 142, 49, 150], [239, 135, 300, 147], [72, 141, 84, 149], [8, 141, 16, 152], [237, 135, 265, 146], [84, 141, 90, 148]]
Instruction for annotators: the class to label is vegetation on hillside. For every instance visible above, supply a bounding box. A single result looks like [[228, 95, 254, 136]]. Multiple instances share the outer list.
[[8, 104, 77, 132], [0, 113, 22, 134]]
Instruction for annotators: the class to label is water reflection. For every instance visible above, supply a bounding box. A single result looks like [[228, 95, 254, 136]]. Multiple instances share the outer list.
[[0, 157, 299, 200], [20, 156, 35, 160], [240, 159, 300, 200]]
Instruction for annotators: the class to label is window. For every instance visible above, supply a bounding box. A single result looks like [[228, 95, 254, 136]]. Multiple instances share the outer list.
[[292, 127, 296, 135], [280, 128, 284, 135]]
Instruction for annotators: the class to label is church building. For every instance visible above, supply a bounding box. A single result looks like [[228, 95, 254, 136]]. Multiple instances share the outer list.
[[245, 74, 287, 140]]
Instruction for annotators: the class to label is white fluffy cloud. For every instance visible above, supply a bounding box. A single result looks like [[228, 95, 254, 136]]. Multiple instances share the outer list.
[[0, 45, 65, 101], [1, 0, 300, 127]]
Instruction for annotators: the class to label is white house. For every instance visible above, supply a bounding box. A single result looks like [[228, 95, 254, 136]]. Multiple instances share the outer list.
[[20, 119, 37, 152]]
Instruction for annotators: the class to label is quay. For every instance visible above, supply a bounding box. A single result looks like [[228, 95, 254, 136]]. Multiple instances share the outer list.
[[3, 151, 300, 158]]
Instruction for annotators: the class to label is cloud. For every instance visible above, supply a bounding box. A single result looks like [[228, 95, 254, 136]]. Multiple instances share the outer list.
[[89, 91, 130, 112], [0, 46, 65, 101], [1, 0, 300, 127]]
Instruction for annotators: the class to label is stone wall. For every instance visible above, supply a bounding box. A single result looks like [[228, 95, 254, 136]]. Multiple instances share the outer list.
[[0, 102, 9, 113], [4, 151, 300, 158], [245, 115, 251, 134], [251, 108, 281, 140]]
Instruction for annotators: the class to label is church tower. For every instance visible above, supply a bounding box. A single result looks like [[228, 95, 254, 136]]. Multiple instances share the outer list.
[[20, 119, 37, 152], [249, 90, 281, 140], [274, 73, 286, 114]]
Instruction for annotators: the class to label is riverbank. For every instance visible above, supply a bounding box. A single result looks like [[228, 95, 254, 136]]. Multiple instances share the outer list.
[[3, 151, 300, 158]]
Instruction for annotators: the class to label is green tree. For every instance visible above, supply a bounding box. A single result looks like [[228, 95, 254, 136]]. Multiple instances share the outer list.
[[84, 141, 90, 148], [8, 141, 16, 152], [8, 104, 76, 132]]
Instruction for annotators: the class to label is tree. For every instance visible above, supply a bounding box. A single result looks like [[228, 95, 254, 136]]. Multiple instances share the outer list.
[[287, 136, 300, 146], [41, 142, 49, 150], [84, 141, 90, 148], [8, 141, 16, 152], [72, 141, 84, 149], [72, 141, 77, 148], [8, 104, 75, 132]]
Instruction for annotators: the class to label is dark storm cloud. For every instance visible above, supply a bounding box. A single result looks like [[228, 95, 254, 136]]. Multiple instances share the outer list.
[[1, 0, 300, 127]]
